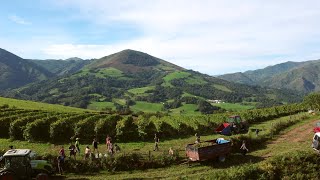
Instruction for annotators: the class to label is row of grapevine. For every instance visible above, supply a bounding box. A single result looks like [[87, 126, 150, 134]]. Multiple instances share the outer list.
[[0, 109, 36, 118], [0, 103, 307, 143], [23, 113, 73, 142], [9, 113, 52, 140], [50, 114, 92, 143], [74, 114, 107, 143], [0, 112, 42, 138]]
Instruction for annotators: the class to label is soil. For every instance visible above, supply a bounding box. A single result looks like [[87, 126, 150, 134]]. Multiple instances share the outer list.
[[261, 119, 319, 158]]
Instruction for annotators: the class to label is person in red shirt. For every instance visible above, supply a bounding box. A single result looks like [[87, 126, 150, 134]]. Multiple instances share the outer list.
[[59, 146, 65, 158]]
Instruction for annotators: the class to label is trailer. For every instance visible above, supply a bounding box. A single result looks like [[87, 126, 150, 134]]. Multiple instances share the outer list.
[[185, 139, 232, 162]]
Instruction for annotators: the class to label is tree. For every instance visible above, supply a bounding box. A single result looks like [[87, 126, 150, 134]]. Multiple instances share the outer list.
[[303, 92, 320, 111]]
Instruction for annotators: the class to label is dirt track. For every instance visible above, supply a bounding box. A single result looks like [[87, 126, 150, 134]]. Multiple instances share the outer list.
[[272, 119, 318, 143], [260, 118, 318, 158]]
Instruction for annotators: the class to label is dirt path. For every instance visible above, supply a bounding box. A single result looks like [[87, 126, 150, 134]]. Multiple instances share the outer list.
[[272, 119, 318, 143], [260, 118, 318, 158]]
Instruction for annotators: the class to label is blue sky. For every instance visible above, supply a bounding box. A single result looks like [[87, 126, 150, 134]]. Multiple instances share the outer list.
[[1, 0, 320, 75]]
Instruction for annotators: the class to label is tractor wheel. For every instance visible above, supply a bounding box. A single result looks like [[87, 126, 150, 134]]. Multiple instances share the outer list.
[[36, 173, 49, 180], [218, 156, 226, 162]]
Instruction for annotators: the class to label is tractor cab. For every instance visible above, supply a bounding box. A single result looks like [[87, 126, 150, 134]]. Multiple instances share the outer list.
[[0, 149, 33, 179], [215, 115, 249, 136], [0, 149, 54, 179], [228, 115, 242, 124]]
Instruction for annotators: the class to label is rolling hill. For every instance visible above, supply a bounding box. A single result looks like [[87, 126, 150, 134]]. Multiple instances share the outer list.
[[0, 48, 54, 90], [219, 60, 320, 93], [1, 49, 302, 113], [28, 57, 91, 76]]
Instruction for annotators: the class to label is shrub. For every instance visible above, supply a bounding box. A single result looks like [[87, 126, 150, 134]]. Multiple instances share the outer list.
[[74, 115, 104, 143], [137, 116, 157, 140], [9, 113, 48, 140], [116, 116, 139, 142], [50, 114, 90, 143], [94, 115, 121, 143], [23, 116, 59, 142]]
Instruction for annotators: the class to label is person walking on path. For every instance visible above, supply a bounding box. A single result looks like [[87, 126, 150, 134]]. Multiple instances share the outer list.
[[195, 133, 200, 144], [75, 138, 80, 155], [168, 147, 174, 156], [106, 135, 111, 150], [84, 146, 91, 160], [153, 134, 160, 151], [240, 140, 249, 155], [92, 138, 99, 158], [57, 155, 64, 175], [59, 146, 65, 158], [68, 143, 77, 160]]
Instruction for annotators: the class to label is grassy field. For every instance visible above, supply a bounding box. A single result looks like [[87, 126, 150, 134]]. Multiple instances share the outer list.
[[127, 86, 155, 95], [170, 103, 201, 115], [87, 101, 115, 110], [95, 68, 124, 78], [130, 101, 163, 112], [162, 71, 191, 87], [185, 76, 207, 85], [0, 96, 90, 113], [214, 102, 254, 111], [213, 84, 232, 92]]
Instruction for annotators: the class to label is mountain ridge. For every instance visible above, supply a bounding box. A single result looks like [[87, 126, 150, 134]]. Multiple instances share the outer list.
[[0, 48, 54, 90], [219, 59, 320, 93], [1, 48, 302, 113]]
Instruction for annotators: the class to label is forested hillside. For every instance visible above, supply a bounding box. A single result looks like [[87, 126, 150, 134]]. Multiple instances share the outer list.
[[1, 49, 302, 114], [219, 60, 320, 93], [28, 57, 91, 76], [0, 48, 53, 90]]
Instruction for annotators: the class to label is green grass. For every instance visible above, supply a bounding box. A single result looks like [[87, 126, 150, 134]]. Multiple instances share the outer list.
[[72, 68, 91, 77], [213, 84, 233, 92], [214, 102, 254, 111], [95, 67, 123, 78], [87, 101, 115, 110], [128, 86, 155, 95], [0, 96, 90, 113], [113, 98, 126, 105], [130, 101, 163, 112], [170, 103, 201, 115], [185, 76, 207, 85], [162, 71, 191, 87]]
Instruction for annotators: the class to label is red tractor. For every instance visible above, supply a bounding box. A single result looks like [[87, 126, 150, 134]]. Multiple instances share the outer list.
[[215, 115, 249, 136]]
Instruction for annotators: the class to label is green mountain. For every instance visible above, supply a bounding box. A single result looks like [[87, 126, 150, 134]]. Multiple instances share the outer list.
[[2, 49, 302, 113], [261, 61, 320, 93], [219, 60, 320, 93], [28, 57, 91, 76], [0, 48, 53, 90]]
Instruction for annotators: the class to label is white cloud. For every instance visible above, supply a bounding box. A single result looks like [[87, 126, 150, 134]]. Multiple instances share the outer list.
[[8, 15, 31, 25], [42, 0, 320, 75]]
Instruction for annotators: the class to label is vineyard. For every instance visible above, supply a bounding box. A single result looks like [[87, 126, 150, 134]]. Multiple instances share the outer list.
[[0, 103, 306, 144]]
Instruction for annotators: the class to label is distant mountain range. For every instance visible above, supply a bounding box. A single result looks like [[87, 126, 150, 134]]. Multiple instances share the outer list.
[[218, 60, 320, 93], [28, 57, 91, 76], [0, 48, 303, 113], [0, 48, 53, 90]]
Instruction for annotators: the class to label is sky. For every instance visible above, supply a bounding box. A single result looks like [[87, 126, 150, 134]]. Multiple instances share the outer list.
[[1, 0, 320, 75]]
